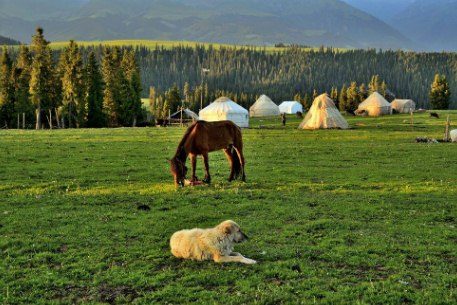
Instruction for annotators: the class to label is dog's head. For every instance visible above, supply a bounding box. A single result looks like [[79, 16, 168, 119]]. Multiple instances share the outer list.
[[218, 220, 248, 243]]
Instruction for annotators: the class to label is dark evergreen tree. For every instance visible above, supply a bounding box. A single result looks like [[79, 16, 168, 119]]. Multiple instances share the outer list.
[[183, 81, 190, 102], [303, 93, 311, 111], [149, 86, 157, 118], [101, 47, 119, 126], [429, 74, 451, 110], [369, 75, 380, 95], [13, 45, 34, 128], [312, 89, 318, 100], [359, 83, 368, 102], [61, 40, 85, 128], [346, 81, 360, 111], [29, 27, 54, 129], [339, 84, 348, 112], [85, 51, 105, 127], [165, 84, 182, 113], [120, 49, 143, 126], [0, 49, 15, 128], [381, 81, 388, 99]]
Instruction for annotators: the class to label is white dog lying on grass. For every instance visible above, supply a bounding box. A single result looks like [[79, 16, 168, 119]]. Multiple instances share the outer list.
[[170, 220, 257, 264]]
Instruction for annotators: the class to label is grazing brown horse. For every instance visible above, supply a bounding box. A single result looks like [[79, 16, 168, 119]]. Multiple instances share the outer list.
[[168, 120, 246, 186]]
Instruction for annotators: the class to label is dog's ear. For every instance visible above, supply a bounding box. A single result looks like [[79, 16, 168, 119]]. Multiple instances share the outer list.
[[222, 222, 232, 235]]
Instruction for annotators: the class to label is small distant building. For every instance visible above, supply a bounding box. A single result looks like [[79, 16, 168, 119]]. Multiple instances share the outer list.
[[199, 97, 249, 128], [357, 92, 392, 116], [299, 94, 349, 130], [391, 99, 416, 114], [168, 108, 199, 125], [249, 95, 280, 117], [278, 101, 303, 114]]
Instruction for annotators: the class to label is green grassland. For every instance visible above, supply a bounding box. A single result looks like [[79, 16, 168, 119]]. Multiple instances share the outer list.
[[48, 40, 332, 53], [1, 112, 457, 304], [49, 40, 237, 51]]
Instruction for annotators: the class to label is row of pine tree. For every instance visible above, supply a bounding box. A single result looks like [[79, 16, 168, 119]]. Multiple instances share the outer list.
[[0, 28, 454, 128], [0, 28, 143, 129]]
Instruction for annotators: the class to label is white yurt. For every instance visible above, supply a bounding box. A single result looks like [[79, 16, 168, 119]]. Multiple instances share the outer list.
[[299, 94, 349, 130], [249, 95, 280, 117], [391, 99, 416, 114], [450, 129, 457, 142], [279, 101, 303, 114], [169, 108, 199, 121], [199, 97, 249, 128], [357, 92, 392, 116]]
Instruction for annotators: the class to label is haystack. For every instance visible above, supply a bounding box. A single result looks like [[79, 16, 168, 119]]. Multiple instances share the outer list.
[[298, 94, 349, 129]]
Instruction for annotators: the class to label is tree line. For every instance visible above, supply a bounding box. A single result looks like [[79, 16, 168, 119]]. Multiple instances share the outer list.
[[0, 28, 143, 129], [141, 45, 455, 116], [1, 29, 456, 128]]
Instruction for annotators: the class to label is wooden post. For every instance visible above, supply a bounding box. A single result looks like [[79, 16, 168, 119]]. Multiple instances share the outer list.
[[22, 113, 25, 129], [55, 108, 61, 129], [444, 115, 450, 142], [17, 113, 20, 129], [410, 110, 413, 127], [49, 109, 53, 129]]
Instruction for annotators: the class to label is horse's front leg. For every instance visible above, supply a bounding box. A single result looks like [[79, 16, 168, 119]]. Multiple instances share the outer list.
[[190, 153, 198, 181], [202, 152, 211, 184]]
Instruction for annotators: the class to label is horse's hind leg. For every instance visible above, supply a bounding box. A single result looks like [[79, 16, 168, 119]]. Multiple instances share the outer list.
[[224, 148, 235, 181], [233, 146, 246, 182], [201, 152, 211, 183]]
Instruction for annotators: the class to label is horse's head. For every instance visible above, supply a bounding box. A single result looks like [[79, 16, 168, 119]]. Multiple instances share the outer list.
[[168, 157, 187, 186]]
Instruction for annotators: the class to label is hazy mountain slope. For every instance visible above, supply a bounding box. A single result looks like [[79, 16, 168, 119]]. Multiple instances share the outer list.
[[342, 0, 414, 22], [391, 0, 457, 51], [0, 15, 36, 43], [0, 0, 87, 21], [0, 35, 21, 45], [0, 0, 412, 50]]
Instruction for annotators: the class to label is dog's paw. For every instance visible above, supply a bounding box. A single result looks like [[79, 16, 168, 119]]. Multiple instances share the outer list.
[[243, 258, 257, 264]]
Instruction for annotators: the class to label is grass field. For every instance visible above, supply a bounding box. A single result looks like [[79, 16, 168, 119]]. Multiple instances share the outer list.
[[48, 40, 335, 53], [1, 112, 457, 304]]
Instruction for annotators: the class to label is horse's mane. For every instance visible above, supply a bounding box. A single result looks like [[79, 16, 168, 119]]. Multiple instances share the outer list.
[[174, 121, 199, 160]]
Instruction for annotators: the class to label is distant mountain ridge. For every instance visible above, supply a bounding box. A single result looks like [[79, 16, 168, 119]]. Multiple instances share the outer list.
[[344, 0, 457, 51], [342, 0, 415, 22], [391, 0, 457, 51], [0, 0, 420, 50], [0, 35, 21, 45]]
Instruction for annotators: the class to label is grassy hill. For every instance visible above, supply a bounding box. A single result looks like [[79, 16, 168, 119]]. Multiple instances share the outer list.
[[48, 39, 334, 54], [49, 39, 246, 50], [1, 112, 457, 304]]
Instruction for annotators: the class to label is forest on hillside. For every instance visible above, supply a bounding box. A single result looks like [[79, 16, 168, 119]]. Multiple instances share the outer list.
[[2, 42, 457, 129], [134, 45, 457, 110]]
